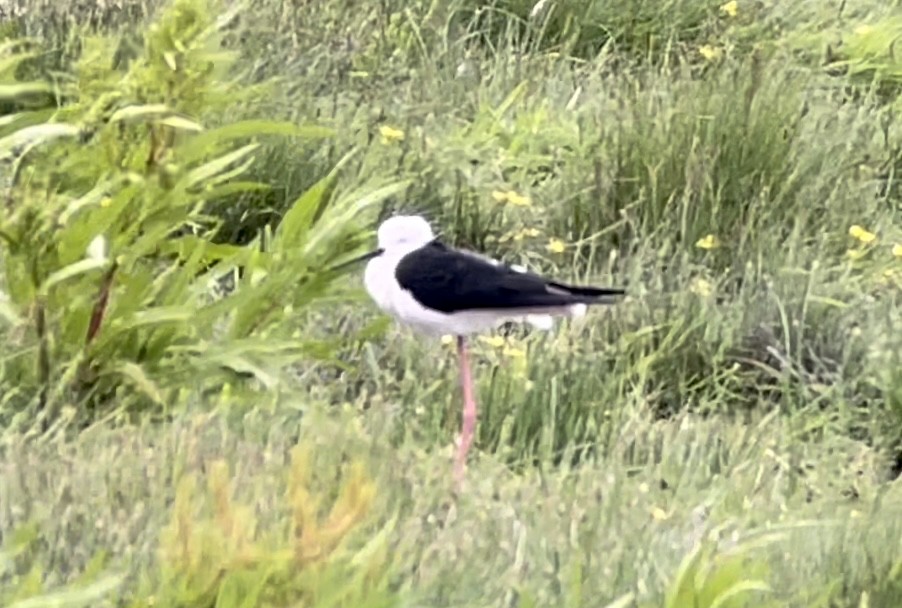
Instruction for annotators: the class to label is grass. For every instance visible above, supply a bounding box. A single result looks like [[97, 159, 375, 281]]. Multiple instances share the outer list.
[[1, 0, 901, 606]]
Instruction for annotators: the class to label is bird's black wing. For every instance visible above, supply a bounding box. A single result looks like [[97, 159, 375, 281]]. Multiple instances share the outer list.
[[394, 240, 624, 314]]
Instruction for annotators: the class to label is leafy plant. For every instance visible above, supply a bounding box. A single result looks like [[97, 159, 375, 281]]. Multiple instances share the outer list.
[[0, 0, 408, 424], [140, 444, 397, 607], [658, 524, 782, 608]]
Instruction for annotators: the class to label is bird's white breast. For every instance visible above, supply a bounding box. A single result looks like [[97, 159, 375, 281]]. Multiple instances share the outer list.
[[363, 255, 398, 315]]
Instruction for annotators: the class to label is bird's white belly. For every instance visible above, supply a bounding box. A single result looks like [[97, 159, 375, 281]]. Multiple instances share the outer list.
[[391, 288, 506, 336]]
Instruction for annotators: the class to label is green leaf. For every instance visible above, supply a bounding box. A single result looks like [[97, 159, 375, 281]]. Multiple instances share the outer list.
[[205, 353, 280, 389], [272, 169, 339, 250], [0, 293, 22, 326], [158, 235, 246, 266], [58, 180, 114, 225], [665, 541, 705, 608], [108, 105, 204, 131], [0, 51, 38, 77], [178, 119, 333, 164], [0, 123, 80, 160], [0, 83, 52, 102], [39, 258, 108, 295], [178, 143, 259, 190], [0, 110, 57, 137], [108, 103, 172, 123], [200, 180, 270, 201], [57, 182, 139, 265], [709, 581, 772, 608], [109, 306, 195, 333], [299, 178, 412, 259], [158, 114, 205, 131]]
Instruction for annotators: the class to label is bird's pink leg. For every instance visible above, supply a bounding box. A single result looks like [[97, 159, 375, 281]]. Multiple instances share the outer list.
[[454, 335, 477, 486]]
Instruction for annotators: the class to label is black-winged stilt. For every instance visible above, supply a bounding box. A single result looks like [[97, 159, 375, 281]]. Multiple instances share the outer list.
[[339, 215, 626, 485]]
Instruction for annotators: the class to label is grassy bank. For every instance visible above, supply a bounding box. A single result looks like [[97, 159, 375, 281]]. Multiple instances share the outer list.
[[1, 0, 900, 605]]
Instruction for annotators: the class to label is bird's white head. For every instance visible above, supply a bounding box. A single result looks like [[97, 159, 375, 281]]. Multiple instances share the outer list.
[[376, 215, 436, 254]]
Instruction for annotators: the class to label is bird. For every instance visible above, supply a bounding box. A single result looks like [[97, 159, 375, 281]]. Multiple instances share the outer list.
[[336, 214, 626, 486]]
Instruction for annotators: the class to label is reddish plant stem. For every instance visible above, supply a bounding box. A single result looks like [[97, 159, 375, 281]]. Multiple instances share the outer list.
[[86, 262, 118, 345]]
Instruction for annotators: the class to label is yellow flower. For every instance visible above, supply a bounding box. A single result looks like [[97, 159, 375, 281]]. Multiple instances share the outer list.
[[846, 248, 867, 261], [690, 277, 713, 297], [854, 24, 874, 36], [440, 334, 455, 346], [478, 335, 505, 348], [508, 192, 530, 206], [695, 234, 720, 250], [546, 238, 566, 254], [502, 346, 527, 359], [499, 227, 541, 243], [379, 125, 405, 144], [878, 268, 898, 286], [651, 507, 671, 521], [892, 243, 902, 258], [699, 45, 723, 61], [849, 224, 876, 244], [719, 1, 738, 17], [492, 190, 532, 207]]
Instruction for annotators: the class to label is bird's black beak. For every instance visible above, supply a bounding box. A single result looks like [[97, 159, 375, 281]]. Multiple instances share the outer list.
[[328, 248, 384, 273]]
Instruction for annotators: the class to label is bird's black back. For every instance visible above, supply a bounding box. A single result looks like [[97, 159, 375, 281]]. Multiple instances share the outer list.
[[394, 240, 624, 314]]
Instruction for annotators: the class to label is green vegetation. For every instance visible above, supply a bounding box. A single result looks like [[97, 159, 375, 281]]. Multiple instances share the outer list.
[[1, 0, 900, 605]]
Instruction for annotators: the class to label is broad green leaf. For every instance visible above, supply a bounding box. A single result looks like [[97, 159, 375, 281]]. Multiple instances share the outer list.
[[300, 178, 412, 259], [0, 82, 52, 102], [665, 541, 705, 608], [272, 148, 360, 250], [0, 293, 22, 326], [0, 254, 35, 305], [0, 109, 56, 132], [108, 103, 171, 122], [204, 353, 279, 389], [39, 258, 108, 294], [58, 181, 114, 225], [272, 171, 338, 250], [178, 119, 333, 164], [709, 581, 773, 608], [179, 143, 259, 191], [57, 182, 139, 264], [158, 114, 205, 131], [0, 123, 80, 159], [0, 51, 38, 77], [110, 306, 195, 333], [152, 233, 213, 307], [195, 155, 257, 190], [158, 235, 246, 265], [200, 180, 270, 201]]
